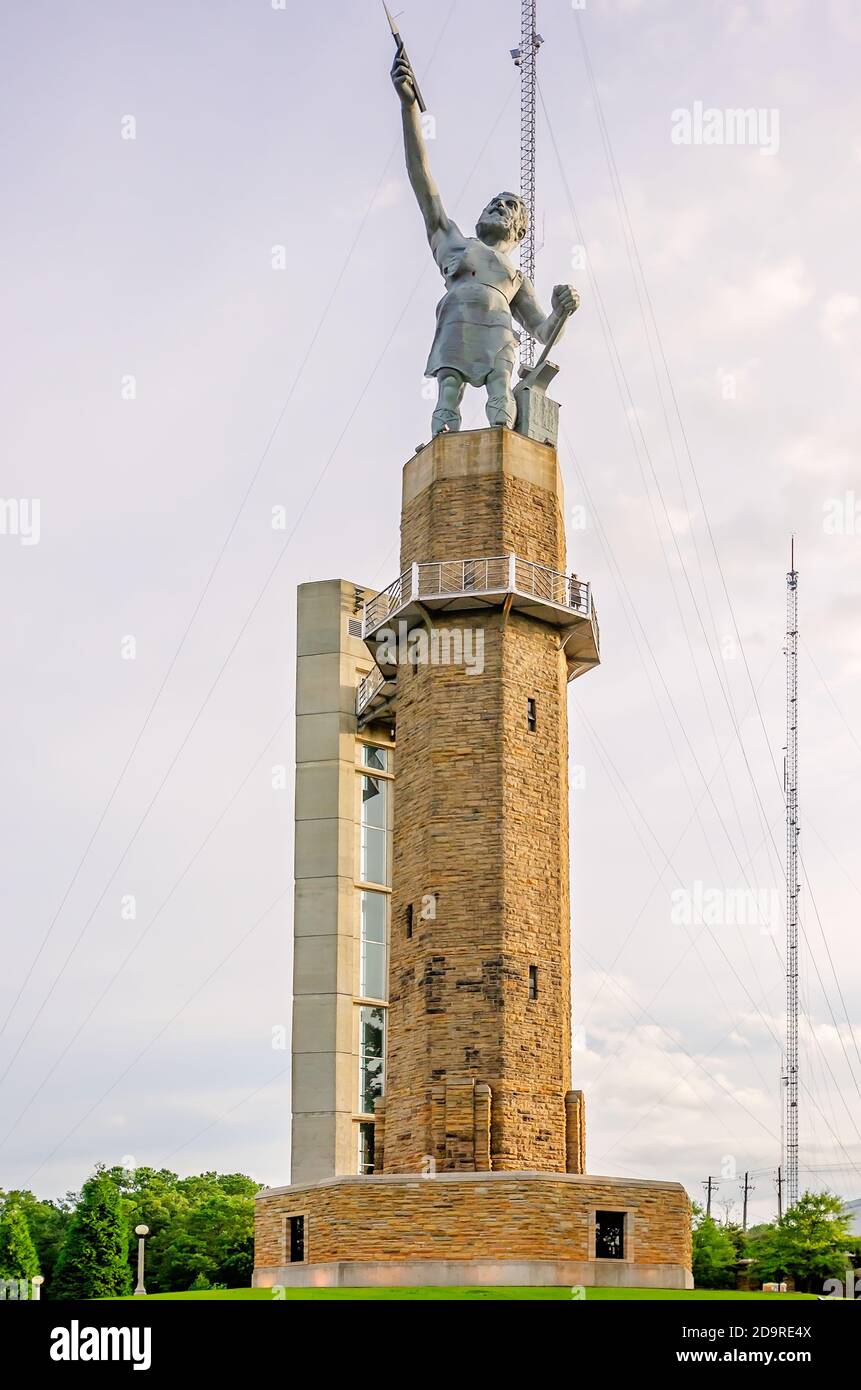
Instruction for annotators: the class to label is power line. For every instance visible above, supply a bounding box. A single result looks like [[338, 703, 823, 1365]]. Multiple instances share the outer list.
[[578, 936, 780, 1145], [0, 0, 464, 1050], [541, 93, 788, 959], [23, 886, 291, 1188], [578, 708, 781, 1101], [1, 710, 293, 1151], [4, 77, 518, 1154], [0, 147, 400, 1047], [799, 853, 861, 1082], [161, 1065, 291, 1167], [803, 635, 861, 763], [549, 21, 861, 1170]]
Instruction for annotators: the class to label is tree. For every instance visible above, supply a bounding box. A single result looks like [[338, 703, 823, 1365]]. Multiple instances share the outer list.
[[51, 1170, 132, 1300], [717, 1197, 737, 1228], [9, 1164, 260, 1297], [0, 1199, 40, 1281], [691, 1202, 738, 1289], [102, 1165, 258, 1294], [0, 1189, 70, 1286], [750, 1191, 853, 1293], [152, 1187, 256, 1291]]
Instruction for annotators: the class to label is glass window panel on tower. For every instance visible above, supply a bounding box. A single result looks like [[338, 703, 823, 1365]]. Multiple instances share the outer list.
[[358, 1005, 385, 1114], [360, 891, 387, 999], [360, 775, 387, 884], [357, 1120, 375, 1175], [362, 745, 389, 773]]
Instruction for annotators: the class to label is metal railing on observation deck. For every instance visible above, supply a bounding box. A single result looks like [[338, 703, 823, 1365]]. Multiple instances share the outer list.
[[356, 666, 387, 718], [362, 553, 593, 638]]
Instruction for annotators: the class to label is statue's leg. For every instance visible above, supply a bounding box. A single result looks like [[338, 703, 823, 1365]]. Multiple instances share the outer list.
[[485, 367, 516, 429], [432, 371, 465, 436]]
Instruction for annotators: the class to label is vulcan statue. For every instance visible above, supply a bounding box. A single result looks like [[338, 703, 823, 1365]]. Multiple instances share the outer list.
[[391, 49, 580, 437]]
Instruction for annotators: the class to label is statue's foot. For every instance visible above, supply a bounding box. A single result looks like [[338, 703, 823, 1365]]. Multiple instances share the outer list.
[[432, 408, 462, 436], [486, 400, 517, 430]]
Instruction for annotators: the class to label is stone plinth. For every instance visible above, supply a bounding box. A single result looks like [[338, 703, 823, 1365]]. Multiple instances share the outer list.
[[252, 1171, 693, 1290], [399, 427, 566, 572]]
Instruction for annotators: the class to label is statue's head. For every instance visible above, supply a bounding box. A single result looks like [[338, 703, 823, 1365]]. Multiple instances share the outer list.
[[476, 192, 528, 247]]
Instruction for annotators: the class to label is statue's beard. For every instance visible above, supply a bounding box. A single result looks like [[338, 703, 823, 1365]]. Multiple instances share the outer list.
[[476, 212, 514, 244]]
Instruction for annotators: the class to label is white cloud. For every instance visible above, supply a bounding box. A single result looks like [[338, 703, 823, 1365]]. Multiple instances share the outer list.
[[775, 433, 856, 481], [726, 0, 803, 39], [829, 0, 861, 39], [718, 256, 814, 333], [820, 292, 861, 346]]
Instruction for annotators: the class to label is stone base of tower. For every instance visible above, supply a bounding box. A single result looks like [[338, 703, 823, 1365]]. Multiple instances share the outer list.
[[252, 1171, 693, 1290]]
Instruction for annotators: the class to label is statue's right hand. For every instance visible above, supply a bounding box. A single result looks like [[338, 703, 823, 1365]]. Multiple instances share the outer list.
[[391, 52, 417, 107]]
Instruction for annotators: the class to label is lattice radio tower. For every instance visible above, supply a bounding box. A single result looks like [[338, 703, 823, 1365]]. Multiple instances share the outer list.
[[784, 538, 800, 1209], [511, 1, 543, 369]]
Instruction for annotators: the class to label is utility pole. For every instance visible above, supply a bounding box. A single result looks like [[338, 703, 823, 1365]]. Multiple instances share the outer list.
[[776, 1165, 784, 1221], [703, 1175, 715, 1218], [511, 0, 543, 369], [740, 1171, 755, 1231], [784, 538, 800, 1210]]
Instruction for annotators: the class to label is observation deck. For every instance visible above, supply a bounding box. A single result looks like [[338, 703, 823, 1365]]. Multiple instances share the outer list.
[[356, 552, 599, 722]]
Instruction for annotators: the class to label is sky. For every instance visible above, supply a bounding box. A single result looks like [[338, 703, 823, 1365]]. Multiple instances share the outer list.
[[1, 0, 859, 1227]]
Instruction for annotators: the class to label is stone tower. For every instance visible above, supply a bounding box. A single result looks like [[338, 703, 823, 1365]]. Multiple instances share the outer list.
[[253, 428, 693, 1293], [367, 428, 597, 1176]]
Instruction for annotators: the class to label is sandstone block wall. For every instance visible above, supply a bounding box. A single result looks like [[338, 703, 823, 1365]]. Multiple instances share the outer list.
[[399, 429, 566, 571], [382, 430, 574, 1173], [254, 1173, 692, 1273]]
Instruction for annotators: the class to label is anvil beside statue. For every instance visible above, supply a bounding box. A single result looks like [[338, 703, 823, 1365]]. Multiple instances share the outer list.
[[514, 356, 562, 447]]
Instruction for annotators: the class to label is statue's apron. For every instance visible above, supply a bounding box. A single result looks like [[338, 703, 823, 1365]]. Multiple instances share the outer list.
[[425, 232, 523, 387]]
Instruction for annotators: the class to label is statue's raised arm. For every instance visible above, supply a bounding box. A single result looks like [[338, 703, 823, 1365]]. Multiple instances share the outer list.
[[392, 52, 451, 243]]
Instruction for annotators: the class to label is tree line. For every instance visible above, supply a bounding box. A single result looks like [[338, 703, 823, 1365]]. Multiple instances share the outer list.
[[0, 1164, 259, 1298], [2, 1169, 856, 1297], [692, 1191, 859, 1293]]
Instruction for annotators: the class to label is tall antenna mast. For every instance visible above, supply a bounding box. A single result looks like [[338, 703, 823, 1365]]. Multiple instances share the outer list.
[[511, 1, 543, 369], [784, 536, 800, 1209]]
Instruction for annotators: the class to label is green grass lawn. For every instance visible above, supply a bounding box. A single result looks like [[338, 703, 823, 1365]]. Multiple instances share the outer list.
[[114, 1286, 817, 1302]]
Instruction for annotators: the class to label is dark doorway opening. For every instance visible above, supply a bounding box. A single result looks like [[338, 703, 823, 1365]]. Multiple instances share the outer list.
[[288, 1215, 305, 1263], [595, 1211, 625, 1259]]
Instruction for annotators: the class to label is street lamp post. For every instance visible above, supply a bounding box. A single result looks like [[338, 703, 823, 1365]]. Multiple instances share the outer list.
[[134, 1224, 150, 1297]]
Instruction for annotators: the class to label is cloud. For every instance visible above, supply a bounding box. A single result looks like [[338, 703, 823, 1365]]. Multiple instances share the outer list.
[[829, 0, 861, 39], [718, 256, 814, 333], [775, 432, 856, 481], [728, 0, 804, 36], [820, 292, 861, 346]]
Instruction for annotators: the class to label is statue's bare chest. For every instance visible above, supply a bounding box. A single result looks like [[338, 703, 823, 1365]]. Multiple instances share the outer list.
[[440, 238, 521, 303]]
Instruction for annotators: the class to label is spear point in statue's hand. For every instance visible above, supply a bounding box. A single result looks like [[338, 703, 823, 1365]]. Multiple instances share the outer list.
[[383, 2, 427, 113]]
